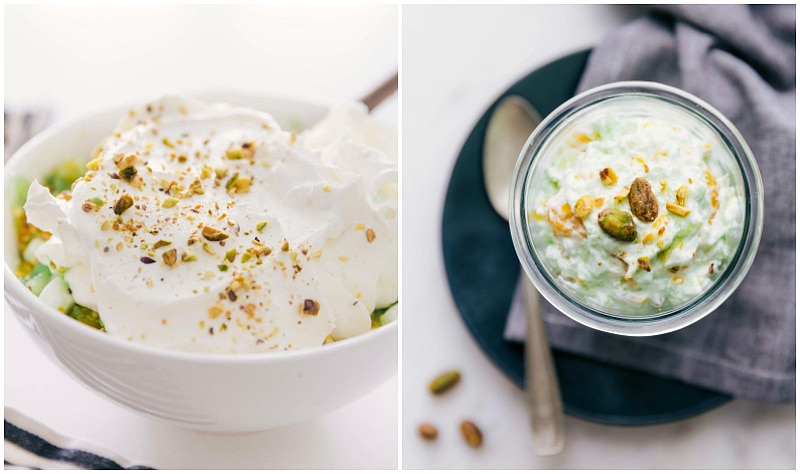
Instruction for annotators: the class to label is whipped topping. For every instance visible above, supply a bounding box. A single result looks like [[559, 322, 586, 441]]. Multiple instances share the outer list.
[[25, 97, 398, 353]]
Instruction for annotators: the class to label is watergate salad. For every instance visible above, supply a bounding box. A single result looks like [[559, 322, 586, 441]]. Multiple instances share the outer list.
[[526, 97, 745, 315], [14, 97, 398, 353]]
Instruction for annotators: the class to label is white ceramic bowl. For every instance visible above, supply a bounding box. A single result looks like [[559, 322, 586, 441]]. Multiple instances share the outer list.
[[4, 92, 398, 432]]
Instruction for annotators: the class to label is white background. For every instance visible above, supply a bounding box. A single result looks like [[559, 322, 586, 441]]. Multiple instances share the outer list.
[[401, 4, 795, 470], [4, 4, 398, 469]]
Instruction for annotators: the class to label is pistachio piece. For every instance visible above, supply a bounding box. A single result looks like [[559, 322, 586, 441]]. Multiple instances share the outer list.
[[113, 194, 134, 215], [676, 184, 689, 206], [153, 240, 172, 249], [162, 197, 180, 208], [599, 167, 618, 186], [460, 420, 483, 448], [162, 248, 178, 267], [81, 201, 98, 213], [366, 228, 376, 243], [637, 256, 652, 272], [429, 370, 460, 395], [301, 299, 320, 316], [597, 209, 637, 242], [114, 153, 137, 170], [202, 225, 229, 241], [119, 165, 137, 181], [629, 178, 658, 222], [613, 186, 630, 202], [666, 202, 691, 217], [573, 195, 594, 219]]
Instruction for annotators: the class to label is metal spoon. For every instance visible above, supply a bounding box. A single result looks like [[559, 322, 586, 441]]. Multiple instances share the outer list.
[[482, 95, 565, 455]]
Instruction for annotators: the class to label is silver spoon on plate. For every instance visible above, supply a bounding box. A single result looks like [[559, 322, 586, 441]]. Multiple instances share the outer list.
[[482, 95, 565, 455]]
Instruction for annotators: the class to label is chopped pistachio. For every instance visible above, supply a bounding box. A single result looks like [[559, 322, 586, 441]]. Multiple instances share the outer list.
[[113, 194, 134, 215], [89, 197, 105, 206], [153, 239, 172, 249], [666, 202, 691, 217], [225, 172, 240, 191], [85, 158, 101, 171], [202, 225, 229, 241], [366, 228, 376, 243], [301, 299, 320, 316], [162, 249, 178, 267], [226, 147, 243, 160], [162, 197, 180, 208], [202, 242, 216, 255], [573, 195, 594, 219], [255, 221, 267, 232], [676, 185, 689, 206], [120, 165, 137, 182], [81, 201, 98, 213], [215, 165, 229, 179], [599, 167, 618, 186], [225, 248, 237, 262], [114, 153, 137, 169], [614, 186, 630, 202]]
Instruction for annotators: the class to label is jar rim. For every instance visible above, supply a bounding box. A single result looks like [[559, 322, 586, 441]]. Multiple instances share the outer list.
[[509, 81, 764, 336]]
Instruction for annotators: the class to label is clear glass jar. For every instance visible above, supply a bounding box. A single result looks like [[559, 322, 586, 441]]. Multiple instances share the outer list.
[[509, 81, 763, 336]]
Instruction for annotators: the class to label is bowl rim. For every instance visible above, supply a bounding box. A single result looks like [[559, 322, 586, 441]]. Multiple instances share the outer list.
[[509, 80, 764, 336], [4, 92, 399, 364]]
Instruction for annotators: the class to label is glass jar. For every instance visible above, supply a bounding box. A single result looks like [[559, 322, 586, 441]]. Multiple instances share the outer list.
[[509, 81, 763, 336]]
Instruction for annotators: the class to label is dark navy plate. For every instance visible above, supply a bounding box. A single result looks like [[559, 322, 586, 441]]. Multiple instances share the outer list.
[[441, 49, 731, 425]]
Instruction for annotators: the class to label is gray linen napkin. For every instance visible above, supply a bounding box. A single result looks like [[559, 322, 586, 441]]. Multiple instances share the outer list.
[[505, 4, 795, 403]]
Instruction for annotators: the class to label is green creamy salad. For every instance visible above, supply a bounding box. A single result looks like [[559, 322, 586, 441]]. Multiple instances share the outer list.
[[12, 160, 105, 329], [527, 98, 745, 315]]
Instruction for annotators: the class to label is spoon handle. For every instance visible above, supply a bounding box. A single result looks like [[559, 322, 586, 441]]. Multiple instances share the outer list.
[[360, 71, 398, 111], [522, 275, 565, 455]]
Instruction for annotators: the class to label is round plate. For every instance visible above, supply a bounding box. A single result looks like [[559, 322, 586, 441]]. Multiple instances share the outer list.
[[441, 49, 731, 425]]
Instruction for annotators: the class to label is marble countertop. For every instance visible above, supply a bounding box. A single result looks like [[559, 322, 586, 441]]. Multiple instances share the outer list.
[[400, 4, 795, 470], [4, 5, 398, 469]]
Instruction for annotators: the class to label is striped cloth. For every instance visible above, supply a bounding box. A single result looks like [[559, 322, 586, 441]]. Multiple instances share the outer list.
[[4, 408, 153, 470]]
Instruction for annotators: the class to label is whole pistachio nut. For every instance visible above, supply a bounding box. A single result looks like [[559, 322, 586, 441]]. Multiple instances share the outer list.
[[428, 370, 461, 395], [460, 420, 483, 448], [629, 177, 658, 222], [598, 208, 637, 242]]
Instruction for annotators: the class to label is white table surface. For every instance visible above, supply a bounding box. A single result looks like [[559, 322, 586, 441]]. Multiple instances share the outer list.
[[401, 4, 796, 470], [4, 4, 398, 470]]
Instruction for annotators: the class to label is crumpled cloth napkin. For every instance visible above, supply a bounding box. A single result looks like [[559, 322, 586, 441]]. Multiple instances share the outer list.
[[505, 4, 795, 403], [4, 407, 153, 470]]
